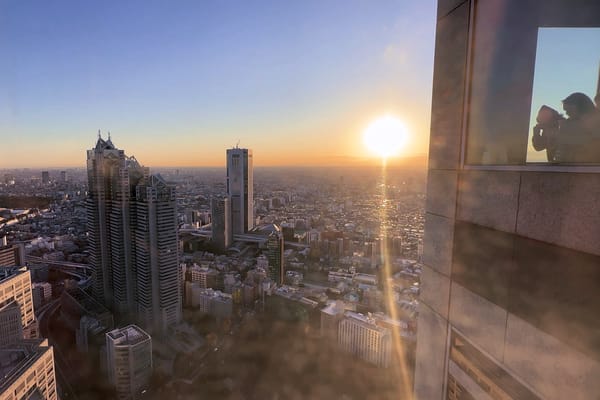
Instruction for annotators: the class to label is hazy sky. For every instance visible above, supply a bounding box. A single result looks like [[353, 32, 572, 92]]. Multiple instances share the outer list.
[[0, 0, 436, 167]]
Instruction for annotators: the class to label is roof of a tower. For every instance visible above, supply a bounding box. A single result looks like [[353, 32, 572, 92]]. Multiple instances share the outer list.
[[150, 174, 169, 187], [136, 174, 172, 190], [250, 223, 281, 235], [94, 133, 116, 151], [125, 155, 141, 168]]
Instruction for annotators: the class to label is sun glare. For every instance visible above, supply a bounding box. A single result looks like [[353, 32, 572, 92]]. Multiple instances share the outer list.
[[363, 115, 408, 159]]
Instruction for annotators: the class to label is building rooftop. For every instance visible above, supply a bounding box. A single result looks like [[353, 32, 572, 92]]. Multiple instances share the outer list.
[[64, 287, 110, 318], [0, 339, 51, 393], [107, 325, 151, 346], [250, 223, 281, 235], [93, 136, 115, 152], [193, 287, 232, 301], [0, 300, 20, 314], [0, 267, 27, 285], [321, 300, 345, 316], [344, 312, 389, 334]]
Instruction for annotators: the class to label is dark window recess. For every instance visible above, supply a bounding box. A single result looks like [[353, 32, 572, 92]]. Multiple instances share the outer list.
[[448, 330, 541, 400]]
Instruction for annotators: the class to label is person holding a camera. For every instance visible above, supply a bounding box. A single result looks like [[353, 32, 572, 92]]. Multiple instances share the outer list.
[[532, 92, 599, 163]]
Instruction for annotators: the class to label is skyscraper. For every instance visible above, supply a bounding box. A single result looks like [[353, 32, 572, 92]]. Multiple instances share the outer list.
[[87, 135, 181, 335], [414, 1, 600, 399], [87, 135, 147, 315], [226, 147, 253, 234], [133, 175, 181, 334], [211, 196, 232, 250], [266, 226, 284, 285]]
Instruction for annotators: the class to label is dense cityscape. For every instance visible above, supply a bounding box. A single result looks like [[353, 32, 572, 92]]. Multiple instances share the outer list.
[[0, 136, 426, 399], [2, 1, 599, 399]]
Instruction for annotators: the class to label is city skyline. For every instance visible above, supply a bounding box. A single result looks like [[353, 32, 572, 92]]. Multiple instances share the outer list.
[[0, 1, 436, 168]]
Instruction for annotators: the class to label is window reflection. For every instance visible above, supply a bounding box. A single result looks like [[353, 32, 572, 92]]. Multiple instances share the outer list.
[[464, 0, 600, 166], [527, 28, 600, 164]]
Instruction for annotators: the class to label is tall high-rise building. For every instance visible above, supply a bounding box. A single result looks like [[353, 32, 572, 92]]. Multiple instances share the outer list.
[[133, 175, 181, 334], [414, 1, 600, 399], [0, 267, 56, 400], [87, 136, 181, 335], [211, 196, 232, 250], [0, 267, 37, 341], [87, 136, 147, 314], [266, 226, 284, 285], [226, 147, 253, 234], [41, 171, 50, 184], [106, 325, 152, 400]]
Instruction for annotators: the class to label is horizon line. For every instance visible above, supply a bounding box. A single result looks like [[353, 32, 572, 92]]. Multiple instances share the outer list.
[[0, 154, 429, 170]]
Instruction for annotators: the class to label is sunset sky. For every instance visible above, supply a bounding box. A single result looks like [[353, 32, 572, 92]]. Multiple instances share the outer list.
[[0, 0, 436, 167]]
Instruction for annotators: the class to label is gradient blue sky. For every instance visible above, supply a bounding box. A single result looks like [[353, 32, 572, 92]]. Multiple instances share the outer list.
[[0, 0, 436, 167]]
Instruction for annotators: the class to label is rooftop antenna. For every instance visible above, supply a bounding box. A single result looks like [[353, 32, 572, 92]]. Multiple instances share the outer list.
[[236, 139, 240, 148], [98, 129, 101, 139], [108, 131, 111, 141]]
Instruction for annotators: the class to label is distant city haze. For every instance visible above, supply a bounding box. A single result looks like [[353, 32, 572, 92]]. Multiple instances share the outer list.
[[0, 1, 436, 167]]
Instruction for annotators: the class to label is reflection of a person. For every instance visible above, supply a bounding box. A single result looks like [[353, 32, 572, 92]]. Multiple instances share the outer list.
[[533, 92, 599, 163], [560, 92, 598, 162], [532, 105, 562, 162]]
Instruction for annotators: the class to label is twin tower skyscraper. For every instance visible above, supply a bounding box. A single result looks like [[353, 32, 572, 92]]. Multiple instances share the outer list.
[[86, 135, 180, 336], [86, 136, 254, 335]]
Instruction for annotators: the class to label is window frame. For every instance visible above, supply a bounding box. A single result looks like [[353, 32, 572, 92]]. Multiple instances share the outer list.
[[459, 0, 600, 173]]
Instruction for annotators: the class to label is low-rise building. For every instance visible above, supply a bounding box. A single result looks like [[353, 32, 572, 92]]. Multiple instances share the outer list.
[[189, 264, 219, 289], [32, 282, 52, 309], [338, 312, 392, 368], [185, 284, 233, 319], [0, 239, 24, 267]]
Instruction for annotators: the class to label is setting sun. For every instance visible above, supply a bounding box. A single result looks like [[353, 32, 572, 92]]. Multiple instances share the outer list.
[[363, 115, 409, 159]]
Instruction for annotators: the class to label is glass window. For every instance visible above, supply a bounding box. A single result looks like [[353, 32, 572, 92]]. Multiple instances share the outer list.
[[527, 28, 600, 164], [465, 0, 600, 166]]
